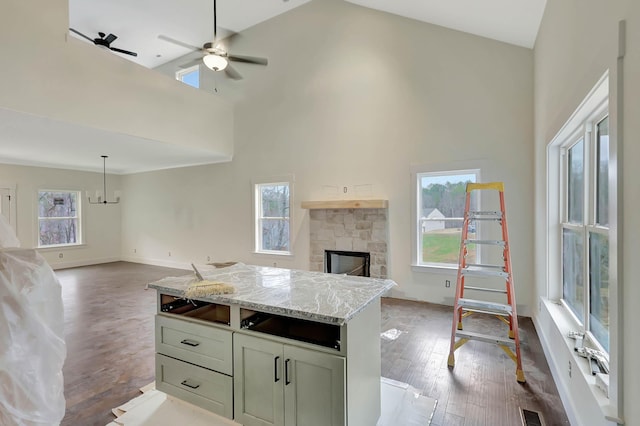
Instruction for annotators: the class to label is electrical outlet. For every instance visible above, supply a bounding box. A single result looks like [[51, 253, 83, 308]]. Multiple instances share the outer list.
[[133, 248, 137, 253], [207, 256, 211, 262], [58, 253, 63, 259], [568, 361, 572, 378], [273, 262, 277, 267], [445, 280, 451, 288], [168, 251, 171, 257]]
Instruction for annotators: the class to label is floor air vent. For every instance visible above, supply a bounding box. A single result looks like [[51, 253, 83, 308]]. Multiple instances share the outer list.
[[520, 408, 545, 426]]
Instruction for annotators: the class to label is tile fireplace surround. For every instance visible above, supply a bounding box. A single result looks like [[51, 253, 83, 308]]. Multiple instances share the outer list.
[[309, 208, 389, 279]]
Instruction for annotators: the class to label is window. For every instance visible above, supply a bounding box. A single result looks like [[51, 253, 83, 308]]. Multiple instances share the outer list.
[[255, 182, 291, 254], [548, 73, 612, 355], [176, 65, 199, 88], [415, 170, 479, 267], [38, 190, 81, 247], [560, 113, 610, 352]]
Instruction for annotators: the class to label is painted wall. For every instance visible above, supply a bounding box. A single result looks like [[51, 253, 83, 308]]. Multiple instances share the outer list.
[[533, 0, 639, 424], [0, 163, 121, 268], [0, 0, 233, 157], [121, 0, 535, 313]]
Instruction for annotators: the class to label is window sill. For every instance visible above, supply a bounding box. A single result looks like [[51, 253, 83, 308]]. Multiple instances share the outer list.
[[411, 264, 458, 274], [253, 251, 293, 257], [540, 298, 622, 424], [37, 243, 86, 251]]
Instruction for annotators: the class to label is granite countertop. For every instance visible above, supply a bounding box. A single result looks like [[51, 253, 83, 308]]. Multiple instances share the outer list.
[[147, 263, 396, 325]]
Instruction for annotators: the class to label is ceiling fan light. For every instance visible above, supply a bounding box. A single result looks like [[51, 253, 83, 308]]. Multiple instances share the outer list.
[[203, 54, 228, 71]]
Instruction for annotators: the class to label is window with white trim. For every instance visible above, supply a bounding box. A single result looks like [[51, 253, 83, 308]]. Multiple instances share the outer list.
[[176, 65, 199, 88], [38, 190, 82, 247], [415, 170, 479, 267], [255, 182, 291, 254], [548, 72, 613, 358]]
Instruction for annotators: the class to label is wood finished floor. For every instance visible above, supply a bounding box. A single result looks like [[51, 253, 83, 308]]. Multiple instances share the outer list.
[[57, 262, 569, 426]]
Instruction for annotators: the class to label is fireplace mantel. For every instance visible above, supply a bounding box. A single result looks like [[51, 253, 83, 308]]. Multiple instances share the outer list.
[[301, 199, 388, 209]]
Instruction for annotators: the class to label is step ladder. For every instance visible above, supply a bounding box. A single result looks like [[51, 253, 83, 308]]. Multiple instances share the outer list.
[[447, 182, 525, 383]]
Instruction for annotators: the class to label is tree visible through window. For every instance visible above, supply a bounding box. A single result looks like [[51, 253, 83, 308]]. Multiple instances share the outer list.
[[255, 183, 290, 253], [417, 171, 479, 266], [38, 190, 81, 247]]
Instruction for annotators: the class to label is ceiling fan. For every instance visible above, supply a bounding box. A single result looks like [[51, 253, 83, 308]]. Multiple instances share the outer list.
[[158, 0, 268, 80], [69, 28, 138, 57]]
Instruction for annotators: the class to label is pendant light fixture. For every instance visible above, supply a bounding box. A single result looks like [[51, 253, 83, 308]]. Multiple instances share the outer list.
[[88, 155, 120, 204]]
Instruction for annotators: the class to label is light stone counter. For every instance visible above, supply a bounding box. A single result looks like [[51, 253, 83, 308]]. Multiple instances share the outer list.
[[148, 262, 396, 325]]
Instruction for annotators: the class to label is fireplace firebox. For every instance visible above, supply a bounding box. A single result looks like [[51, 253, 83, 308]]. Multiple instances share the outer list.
[[324, 250, 371, 277]]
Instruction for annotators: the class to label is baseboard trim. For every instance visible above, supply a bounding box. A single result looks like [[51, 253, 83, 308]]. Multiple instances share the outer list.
[[49, 257, 121, 270], [120, 256, 191, 271]]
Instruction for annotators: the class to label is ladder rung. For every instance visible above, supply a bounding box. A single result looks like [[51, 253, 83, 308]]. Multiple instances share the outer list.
[[464, 239, 505, 246], [455, 330, 514, 346], [462, 264, 509, 278], [458, 298, 512, 316], [467, 211, 503, 220], [463, 285, 508, 294]]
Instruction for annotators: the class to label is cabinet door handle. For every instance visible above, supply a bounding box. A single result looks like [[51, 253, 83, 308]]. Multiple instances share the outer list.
[[180, 379, 200, 389], [285, 358, 291, 385], [180, 339, 200, 347], [274, 356, 280, 382]]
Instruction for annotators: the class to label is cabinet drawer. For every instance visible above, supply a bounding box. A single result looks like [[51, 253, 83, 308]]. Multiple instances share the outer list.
[[156, 354, 233, 419], [156, 315, 232, 375]]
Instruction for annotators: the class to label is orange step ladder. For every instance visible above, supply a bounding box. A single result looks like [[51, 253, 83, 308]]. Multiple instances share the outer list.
[[447, 182, 525, 383]]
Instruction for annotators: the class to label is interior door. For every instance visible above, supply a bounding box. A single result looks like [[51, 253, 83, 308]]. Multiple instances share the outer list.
[[0, 187, 14, 228], [283, 345, 346, 426], [234, 333, 285, 426]]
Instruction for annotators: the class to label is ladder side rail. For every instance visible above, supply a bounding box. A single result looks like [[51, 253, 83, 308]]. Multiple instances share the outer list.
[[499, 189, 525, 381], [449, 189, 472, 363]]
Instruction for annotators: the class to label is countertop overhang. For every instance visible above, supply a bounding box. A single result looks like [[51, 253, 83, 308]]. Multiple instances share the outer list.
[[147, 263, 396, 326]]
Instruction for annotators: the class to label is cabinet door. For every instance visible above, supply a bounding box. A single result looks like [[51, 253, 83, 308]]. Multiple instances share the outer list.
[[234, 333, 285, 426], [283, 345, 346, 426]]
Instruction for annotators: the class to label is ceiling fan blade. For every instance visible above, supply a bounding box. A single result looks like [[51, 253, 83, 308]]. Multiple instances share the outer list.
[[227, 54, 268, 66], [69, 28, 95, 43], [110, 47, 138, 57], [179, 58, 202, 69], [224, 64, 243, 80], [104, 33, 117, 44], [158, 34, 201, 52]]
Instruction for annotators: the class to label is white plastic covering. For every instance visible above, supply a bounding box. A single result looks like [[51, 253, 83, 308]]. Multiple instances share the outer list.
[[0, 217, 66, 425]]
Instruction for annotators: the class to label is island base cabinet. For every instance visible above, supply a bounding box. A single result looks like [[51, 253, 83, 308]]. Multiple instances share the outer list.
[[234, 334, 346, 426]]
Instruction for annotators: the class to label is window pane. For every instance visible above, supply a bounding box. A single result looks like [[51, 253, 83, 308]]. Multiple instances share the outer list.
[[419, 173, 476, 265], [567, 140, 584, 224], [596, 117, 609, 226], [39, 218, 78, 246], [261, 184, 289, 218], [261, 218, 290, 251], [39, 191, 77, 218], [179, 69, 199, 88], [589, 232, 609, 351], [563, 228, 584, 322]]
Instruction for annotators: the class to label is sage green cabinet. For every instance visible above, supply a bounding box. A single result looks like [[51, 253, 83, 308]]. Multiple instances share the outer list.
[[234, 333, 346, 426]]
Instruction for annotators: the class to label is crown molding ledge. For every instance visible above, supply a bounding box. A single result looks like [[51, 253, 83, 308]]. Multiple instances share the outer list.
[[301, 199, 388, 210]]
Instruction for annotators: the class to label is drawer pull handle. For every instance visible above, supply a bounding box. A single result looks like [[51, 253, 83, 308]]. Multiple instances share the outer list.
[[181, 379, 200, 389], [285, 358, 291, 385], [180, 339, 200, 347], [274, 356, 280, 382]]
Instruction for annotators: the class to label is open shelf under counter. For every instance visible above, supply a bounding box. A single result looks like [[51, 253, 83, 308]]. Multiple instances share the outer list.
[[159, 293, 231, 326]]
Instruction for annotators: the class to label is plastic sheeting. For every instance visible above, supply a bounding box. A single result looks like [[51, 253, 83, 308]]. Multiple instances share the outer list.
[[0, 218, 66, 425]]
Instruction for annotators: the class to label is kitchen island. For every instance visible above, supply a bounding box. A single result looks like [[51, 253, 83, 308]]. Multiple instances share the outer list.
[[148, 263, 396, 426]]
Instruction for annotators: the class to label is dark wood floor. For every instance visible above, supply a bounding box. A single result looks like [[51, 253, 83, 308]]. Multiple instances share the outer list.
[[381, 298, 569, 426], [57, 262, 568, 426]]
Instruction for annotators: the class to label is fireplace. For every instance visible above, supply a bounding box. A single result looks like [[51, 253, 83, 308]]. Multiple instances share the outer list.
[[325, 250, 371, 277]]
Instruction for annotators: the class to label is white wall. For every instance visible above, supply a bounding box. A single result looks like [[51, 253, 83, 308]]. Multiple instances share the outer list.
[[533, 0, 639, 424], [121, 0, 535, 313], [0, 0, 233, 156], [0, 163, 121, 268]]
